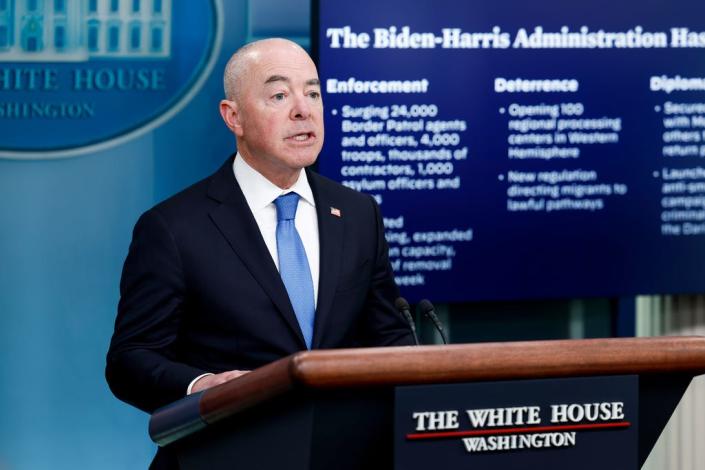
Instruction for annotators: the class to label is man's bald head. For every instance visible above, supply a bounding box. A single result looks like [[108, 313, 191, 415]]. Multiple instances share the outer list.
[[218, 37, 324, 189], [223, 38, 312, 103]]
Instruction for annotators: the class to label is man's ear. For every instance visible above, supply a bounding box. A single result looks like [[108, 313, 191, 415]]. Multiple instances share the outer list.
[[219, 100, 243, 136]]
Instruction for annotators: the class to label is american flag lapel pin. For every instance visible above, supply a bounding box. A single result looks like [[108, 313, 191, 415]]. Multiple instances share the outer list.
[[330, 206, 341, 217]]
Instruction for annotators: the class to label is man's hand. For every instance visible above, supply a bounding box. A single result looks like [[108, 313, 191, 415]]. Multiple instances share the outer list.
[[191, 370, 249, 393]]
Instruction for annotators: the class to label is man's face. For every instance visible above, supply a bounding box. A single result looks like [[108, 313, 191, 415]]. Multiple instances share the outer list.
[[230, 42, 324, 183]]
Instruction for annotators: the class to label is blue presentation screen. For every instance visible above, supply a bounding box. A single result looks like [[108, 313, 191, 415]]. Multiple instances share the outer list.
[[314, 0, 705, 302]]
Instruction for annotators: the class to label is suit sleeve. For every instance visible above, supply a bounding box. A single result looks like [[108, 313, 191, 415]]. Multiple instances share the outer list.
[[106, 209, 206, 413], [359, 195, 415, 347]]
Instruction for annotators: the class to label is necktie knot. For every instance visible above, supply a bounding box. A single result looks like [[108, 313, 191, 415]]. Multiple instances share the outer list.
[[275, 192, 300, 222]]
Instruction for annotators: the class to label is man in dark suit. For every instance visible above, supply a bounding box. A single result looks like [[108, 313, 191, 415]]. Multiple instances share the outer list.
[[106, 38, 412, 417]]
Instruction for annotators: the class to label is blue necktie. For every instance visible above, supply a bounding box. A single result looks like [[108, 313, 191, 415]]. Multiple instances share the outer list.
[[274, 192, 315, 349]]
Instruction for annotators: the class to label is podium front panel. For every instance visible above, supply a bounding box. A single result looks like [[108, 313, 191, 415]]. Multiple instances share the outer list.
[[395, 375, 638, 470]]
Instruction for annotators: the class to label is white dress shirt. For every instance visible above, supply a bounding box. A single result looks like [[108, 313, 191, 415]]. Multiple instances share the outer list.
[[232, 153, 320, 302], [187, 154, 321, 395]]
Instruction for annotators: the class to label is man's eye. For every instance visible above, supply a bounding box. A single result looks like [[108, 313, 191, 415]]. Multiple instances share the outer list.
[[308, 91, 321, 100], [273, 93, 285, 101]]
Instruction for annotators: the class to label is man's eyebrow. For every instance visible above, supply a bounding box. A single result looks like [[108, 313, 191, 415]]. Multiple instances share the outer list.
[[263, 76, 321, 86], [264, 75, 289, 84]]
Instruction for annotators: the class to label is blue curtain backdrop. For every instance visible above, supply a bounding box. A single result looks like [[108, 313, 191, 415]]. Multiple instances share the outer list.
[[0, 0, 309, 467]]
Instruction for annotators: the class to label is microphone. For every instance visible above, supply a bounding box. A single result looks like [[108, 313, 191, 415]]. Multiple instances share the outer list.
[[395, 297, 420, 346], [418, 299, 448, 345]]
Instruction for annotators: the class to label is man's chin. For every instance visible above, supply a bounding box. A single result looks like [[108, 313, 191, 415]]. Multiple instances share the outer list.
[[286, 150, 321, 169]]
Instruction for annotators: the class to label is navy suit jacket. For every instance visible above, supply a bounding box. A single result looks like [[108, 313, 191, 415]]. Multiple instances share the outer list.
[[106, 156, 412, 413]]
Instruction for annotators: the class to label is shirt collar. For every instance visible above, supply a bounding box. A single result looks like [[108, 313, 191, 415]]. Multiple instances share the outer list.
[[233, 153, 316, 212]]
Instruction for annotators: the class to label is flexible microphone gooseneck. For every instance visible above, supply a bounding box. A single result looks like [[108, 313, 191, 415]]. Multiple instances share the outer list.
[[418, 299, 448, 345], [394, 297, 420, 346]]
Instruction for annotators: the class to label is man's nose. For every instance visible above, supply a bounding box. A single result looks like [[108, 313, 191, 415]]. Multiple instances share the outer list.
[[290, 94, 311, 120]]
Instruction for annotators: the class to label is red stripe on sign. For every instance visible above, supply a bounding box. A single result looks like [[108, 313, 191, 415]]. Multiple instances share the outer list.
[[406, 421, 631, 440]]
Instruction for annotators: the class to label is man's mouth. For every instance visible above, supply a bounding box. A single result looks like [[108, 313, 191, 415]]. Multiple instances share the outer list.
[[287, 132, 315, 142]]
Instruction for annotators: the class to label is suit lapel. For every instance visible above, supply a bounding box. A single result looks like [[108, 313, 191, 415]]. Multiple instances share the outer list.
[[207, 158, 307, 348], [308, 170, 344, 348]]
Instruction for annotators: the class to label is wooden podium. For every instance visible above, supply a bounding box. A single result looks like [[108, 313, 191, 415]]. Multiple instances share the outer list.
[[149, 337, 705, 469]]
